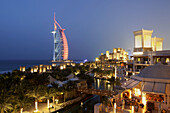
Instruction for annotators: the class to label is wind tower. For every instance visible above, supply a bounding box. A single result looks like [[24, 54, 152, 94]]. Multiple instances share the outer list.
[[51, 13, 68, 61]]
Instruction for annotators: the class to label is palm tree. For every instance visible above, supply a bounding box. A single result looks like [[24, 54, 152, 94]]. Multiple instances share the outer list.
[[14, 80, 32, 113], [25, 73, 49, 112], [0, 75, 13, 113], [102, 97, 109, 112], [44, 85, 57, 112]]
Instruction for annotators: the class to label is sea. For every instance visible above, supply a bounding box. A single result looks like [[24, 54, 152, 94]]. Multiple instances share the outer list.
[[0, 60, 53, 74]]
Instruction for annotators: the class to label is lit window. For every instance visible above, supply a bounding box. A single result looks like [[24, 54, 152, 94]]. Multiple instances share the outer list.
[[156, 41, 162, 51], [135, 35, 142, 48], [144, 35, 151, 47], [137, 58, 140, 62], [166, 58, 169, 63], [157, 58, 160, 62]]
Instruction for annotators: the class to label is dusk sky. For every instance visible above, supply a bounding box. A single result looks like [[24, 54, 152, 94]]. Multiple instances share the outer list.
[[1, 0, 170, 61]]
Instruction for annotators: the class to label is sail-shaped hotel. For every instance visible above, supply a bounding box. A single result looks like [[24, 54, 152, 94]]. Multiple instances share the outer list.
[[51, 14, 68, 62]]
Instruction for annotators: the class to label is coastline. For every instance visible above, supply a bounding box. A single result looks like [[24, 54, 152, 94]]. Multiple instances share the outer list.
[[0, 60, 52, 74]]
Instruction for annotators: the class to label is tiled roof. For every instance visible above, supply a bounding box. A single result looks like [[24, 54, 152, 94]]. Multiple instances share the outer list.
[[137, 63, 170, 79]]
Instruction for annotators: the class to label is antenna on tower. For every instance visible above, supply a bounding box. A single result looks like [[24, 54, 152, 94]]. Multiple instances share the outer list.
[[54, 12, 62, 29]]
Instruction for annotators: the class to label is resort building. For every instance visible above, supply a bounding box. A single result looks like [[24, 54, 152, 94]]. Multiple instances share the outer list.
[[94, 48, 128, 79], [95, 48, 128, 70], [126, 29, 170, 76], [51, 13, 69, 61], [20, 66, 26, 72], [122, 63, 170, 112]]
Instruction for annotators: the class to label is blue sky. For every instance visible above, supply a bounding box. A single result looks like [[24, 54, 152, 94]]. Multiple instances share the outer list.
[[0, 0, 170, 60]]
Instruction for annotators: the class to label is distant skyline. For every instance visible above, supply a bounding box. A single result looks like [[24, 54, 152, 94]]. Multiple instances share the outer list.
[[1, 0, 170, 61]]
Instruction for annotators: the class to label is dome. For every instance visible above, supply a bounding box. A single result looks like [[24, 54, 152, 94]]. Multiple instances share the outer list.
[[137, 64, 170, 79]]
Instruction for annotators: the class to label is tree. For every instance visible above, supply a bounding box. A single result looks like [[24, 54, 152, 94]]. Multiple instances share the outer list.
[[25, 73, 49, 112], [14, 80, 32, 113], [102, 96, 109, 112], [0, 75, 13, 113], [43, 85, 57, 112]]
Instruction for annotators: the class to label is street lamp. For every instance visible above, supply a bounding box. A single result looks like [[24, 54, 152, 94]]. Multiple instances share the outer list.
[[55, 99, 59, 110]]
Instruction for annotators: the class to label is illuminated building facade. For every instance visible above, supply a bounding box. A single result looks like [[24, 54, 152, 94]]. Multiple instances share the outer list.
[[51, 14, 68, 61], [122, 64, 170, 111], [95, 48, 128, 71], [126, 29, 170, 76], [133, 29, 163, 54]]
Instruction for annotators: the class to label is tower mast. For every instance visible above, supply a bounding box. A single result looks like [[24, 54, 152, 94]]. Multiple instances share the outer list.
[[51, 13, 68, 61]]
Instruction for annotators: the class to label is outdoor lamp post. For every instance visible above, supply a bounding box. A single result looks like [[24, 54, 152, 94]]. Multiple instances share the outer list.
[[55, 99, 58, 110]]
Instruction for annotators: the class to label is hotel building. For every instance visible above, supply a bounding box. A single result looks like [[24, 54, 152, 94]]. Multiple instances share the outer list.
[[95, 48, 129, 70], [121, 29, 170, 111], [126, 29, 170, 76], [122, 63, 170, 111], [94, 48, 128, 79]]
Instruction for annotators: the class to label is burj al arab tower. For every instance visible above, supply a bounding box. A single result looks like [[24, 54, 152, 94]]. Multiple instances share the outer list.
[[51, 14, 68, 61]]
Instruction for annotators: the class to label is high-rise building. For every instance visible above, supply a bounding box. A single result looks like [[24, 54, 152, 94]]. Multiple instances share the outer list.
[[51, 13, 68, 61]]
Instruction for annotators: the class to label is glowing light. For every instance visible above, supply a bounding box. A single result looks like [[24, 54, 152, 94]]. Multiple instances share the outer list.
[[142, 92, 146, 106], [71, 63, 75, 67], [114, 103, 116, 113], [115, 66, 117, 79], [157, 58, 160, 62], [53, 12, 69, 60], [156, 41, 163, 51], [95, 57, 99, 61], [83, 59, 88, 63], [47, 65, 50, 70], [39, 67, 42, 73], [20, 66, 26, 72], [129, 90, 132, 99], [52, 63, 56, 67], [144, 35, 151, 47], [113, 48, 117, 53], [20, 108, 23, 113], [60, 29, 68, 60], [135, 35, 142, 48], [64, 65, 66, 69], [80, 63, 83, 66], [132, 106, 134, 113], [152, 37, 164, 51], [34, 101, 38, 112], [106, 51, 109, 58], [60, 66, 63, 70], [121, 63, 124, 67], [54, 23, 57, 31], [97, 79, 100, 88], [108, 84, 110, 90], [47, 99, 50, 108], [34, 67, 38, 73], [137, 58, 140, 62], [31, 68, 34, 73], [134, 88, 141, 96], [55, 99, 59, 104], [133, 52, 143, 55], [43, 67, 46, 72]]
